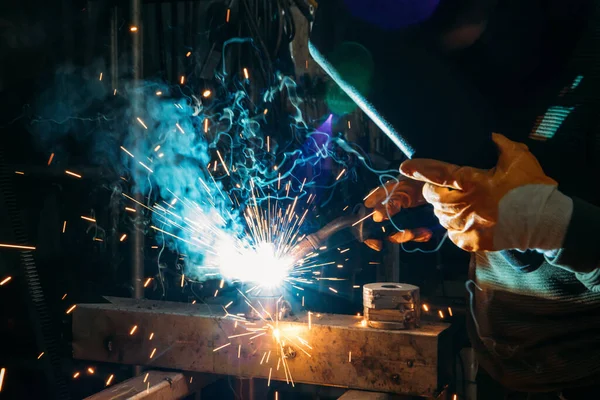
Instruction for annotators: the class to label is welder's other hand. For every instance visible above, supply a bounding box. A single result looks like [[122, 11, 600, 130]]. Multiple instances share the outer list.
[[364, 178, 428, 222], [399, 133, 572, 252], [364, 228, 433, 252], [363, 178, 431, 252]]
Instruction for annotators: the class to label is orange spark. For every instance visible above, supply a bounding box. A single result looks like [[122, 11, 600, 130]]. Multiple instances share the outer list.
[[136, 117, 148, 129], [0, 244, 36, 251], [0, 277, 12, 286], [352, 211, 376, 227], [66, 305, 76, 314], [65, 170, 82, 178], [216, 150, 230, 176], [47, 153, 55, 166], [119, 234, 127, 242], [120, 146, 134, 158], [213, 342, 231, 352]]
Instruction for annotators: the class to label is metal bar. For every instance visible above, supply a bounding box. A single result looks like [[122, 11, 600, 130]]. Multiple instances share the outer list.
[[84, 370, 219, 400], [338, 389, 441, 400], [338, 391, 393, 400], [73, 297, 450, 397]]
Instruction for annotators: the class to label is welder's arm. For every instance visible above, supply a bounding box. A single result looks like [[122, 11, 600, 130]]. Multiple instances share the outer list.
[[400, 133, 600, 290], [545, 197, 600, 291]]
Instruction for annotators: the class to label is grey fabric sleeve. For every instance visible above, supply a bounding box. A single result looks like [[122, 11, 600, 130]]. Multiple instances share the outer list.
[[545, 197, 600, 289]]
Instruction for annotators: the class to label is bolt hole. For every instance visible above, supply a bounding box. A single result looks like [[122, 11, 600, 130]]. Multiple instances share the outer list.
[[381, 284, 401, 288]]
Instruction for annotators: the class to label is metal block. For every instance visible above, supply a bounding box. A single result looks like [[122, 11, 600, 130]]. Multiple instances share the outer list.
[[73, 298, 450, 397], [363, 283, 420, 310], [84, 370, 219, 400], [364, 283, 421, 330], [365, 308, 415, 323]]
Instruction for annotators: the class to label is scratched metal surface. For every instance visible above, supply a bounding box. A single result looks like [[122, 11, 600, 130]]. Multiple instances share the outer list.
[[74, 298, 449, 397]]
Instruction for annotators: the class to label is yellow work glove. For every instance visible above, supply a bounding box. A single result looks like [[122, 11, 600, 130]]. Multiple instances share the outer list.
[[399, 133, 573, 252], [363, 178, 433, 251]]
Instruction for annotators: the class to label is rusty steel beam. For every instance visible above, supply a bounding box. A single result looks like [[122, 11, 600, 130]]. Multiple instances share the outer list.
[[338, 391, 395, 400], [337, 389, 451, 400], [73, 298, 451, 397], [84, 370, 219, 400]]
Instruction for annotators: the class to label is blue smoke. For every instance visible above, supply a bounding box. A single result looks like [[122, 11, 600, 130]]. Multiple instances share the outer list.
[[26, 58, 401, 289]]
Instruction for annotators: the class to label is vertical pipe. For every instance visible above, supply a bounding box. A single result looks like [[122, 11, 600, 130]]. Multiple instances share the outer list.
[[131, 0, 144, 378], [461, 348, 478, 400], [110, 7, 119, 95], [171, 1, 178, 83], [109, 7, 121, 285], [131, 0, 143, 301]]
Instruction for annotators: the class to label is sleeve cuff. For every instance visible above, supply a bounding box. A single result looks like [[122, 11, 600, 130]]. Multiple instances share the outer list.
[[576, 270, 600, 292], [544, 197, 600, 274]]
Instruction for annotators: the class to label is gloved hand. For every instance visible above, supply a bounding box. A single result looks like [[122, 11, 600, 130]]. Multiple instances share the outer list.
[[363, 177, 433, 251], [399, 133, 573, 252]]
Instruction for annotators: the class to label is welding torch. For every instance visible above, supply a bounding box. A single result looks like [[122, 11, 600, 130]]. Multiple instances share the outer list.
[[291, 202, 439, 262]]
